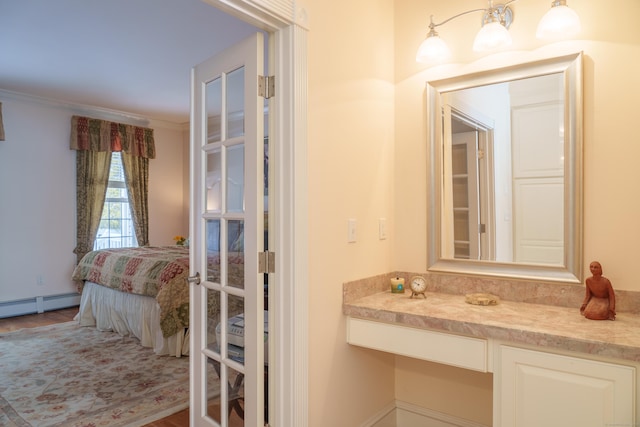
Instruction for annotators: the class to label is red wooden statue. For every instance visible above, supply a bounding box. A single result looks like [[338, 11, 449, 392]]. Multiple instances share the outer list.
[[580, 261, 616, 320]]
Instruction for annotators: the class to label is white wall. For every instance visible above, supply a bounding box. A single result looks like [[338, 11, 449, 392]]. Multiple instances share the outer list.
[[148, 123, 190, 244], [302, 0, 398, 425], [0, 92, 187, 303]]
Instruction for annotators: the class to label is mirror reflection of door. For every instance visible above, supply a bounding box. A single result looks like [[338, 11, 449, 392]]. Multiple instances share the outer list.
[[510, 75, 564, 265], [449, 114, 495, 261]]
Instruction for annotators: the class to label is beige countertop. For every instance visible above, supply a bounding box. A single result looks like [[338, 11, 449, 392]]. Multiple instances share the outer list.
[[343, 288, 640, 363]]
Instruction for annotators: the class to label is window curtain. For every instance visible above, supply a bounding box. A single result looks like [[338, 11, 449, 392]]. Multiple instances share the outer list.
[[0, 102, 5, 141], [121, 152, 150, 247], [70, 115, 155, 263], [74, 150, 112, 263]]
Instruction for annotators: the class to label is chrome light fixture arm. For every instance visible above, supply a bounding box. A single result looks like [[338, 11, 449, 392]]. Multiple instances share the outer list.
[[428, 8, 487, 32], [428, 1, 516, 32]]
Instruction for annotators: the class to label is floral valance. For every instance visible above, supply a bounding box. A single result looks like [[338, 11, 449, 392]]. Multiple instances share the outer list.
[[70, 115, 155, 159]]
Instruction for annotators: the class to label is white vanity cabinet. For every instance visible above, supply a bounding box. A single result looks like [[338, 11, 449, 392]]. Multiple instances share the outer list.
[[494, 345, 636, 427], [346, 316, 638, 427]]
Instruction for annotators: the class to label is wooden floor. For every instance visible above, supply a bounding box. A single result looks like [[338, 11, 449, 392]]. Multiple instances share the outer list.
[[0, 308, 244, 427], [0, 307, 79, 333]]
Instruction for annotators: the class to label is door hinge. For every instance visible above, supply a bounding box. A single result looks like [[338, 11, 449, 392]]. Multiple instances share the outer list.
[[258, 251, 275, 274], [258, 75, 275, 99], [479, 223, 486, 233]]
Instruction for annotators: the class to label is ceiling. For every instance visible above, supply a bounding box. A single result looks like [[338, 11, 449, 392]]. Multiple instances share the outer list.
[[0, 0, 259, 124]]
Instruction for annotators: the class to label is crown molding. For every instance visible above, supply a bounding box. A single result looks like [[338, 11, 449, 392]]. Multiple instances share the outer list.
[[0, 88, 185, 131]]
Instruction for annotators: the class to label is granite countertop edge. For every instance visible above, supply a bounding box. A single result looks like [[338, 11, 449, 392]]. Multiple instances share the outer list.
[[343, 290, 640, 363]]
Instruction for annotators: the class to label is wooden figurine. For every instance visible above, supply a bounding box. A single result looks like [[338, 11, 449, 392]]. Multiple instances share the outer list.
[[580, 261, 616, 320]]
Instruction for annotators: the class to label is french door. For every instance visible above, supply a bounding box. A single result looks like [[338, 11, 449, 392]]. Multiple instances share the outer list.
[[189, 32, 266, 427]]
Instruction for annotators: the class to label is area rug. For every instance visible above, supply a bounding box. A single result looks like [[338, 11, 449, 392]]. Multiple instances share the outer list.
[[0, 321, 207, 427]]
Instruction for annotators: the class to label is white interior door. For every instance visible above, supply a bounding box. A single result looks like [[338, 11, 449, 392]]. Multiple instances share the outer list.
[[189, 32, 265, 427], [511, 102, 564, 265]]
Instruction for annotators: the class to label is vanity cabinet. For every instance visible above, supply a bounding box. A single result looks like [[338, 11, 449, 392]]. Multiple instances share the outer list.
[[346, 316, 637, 427], [495, 345, 635, 427]]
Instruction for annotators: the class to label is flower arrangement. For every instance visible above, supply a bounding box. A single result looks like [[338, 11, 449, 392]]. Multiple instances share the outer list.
[[174, 235, 186, 246]]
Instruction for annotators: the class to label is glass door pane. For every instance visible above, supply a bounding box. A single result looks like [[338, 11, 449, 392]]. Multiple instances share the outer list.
[[226, 67, 245, 138], [207, 77, 222, 142], [227, 144, 245, 213], [207, 150, 222, 212]]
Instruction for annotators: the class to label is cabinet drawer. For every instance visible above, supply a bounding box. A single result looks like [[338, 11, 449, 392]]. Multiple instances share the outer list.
[[347, 317, 488, 372]]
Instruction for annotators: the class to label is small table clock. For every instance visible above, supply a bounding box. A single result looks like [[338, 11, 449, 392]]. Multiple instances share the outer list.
[[409, 275, 427, 299]]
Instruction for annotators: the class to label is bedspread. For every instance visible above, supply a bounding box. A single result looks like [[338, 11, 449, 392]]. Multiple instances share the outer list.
[[72, 246, 190, 338]]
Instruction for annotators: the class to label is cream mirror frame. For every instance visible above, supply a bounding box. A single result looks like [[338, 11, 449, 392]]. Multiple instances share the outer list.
[[426, 52, 583, 283]]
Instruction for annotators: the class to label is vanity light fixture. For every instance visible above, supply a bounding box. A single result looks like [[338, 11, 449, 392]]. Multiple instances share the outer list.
[[536, 0, 581, 39], [416, 0, 581, 63]]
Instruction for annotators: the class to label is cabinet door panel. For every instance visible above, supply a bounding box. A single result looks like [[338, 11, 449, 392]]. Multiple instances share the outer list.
[[497, 346, 635, 427]]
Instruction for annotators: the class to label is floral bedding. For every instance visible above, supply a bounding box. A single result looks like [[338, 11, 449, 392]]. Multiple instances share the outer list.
[[72, 246, 190, 338]]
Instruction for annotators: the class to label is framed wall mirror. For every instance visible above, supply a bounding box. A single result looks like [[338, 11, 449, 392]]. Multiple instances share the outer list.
[[426, 52, 583, 283]]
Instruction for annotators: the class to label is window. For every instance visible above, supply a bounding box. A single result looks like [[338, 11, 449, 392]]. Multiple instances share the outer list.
[[94, 152, 138, 250]]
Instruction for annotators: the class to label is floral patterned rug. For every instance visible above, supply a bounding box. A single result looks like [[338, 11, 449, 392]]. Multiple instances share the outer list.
[[0, 321, 205, 426]]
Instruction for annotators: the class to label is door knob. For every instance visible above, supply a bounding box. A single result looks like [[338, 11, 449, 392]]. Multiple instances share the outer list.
[[187, 272, 201, 285]]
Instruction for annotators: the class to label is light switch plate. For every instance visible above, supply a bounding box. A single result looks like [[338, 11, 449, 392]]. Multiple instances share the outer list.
[[348, 219, 357, 243], [379, 218, 387, 240]]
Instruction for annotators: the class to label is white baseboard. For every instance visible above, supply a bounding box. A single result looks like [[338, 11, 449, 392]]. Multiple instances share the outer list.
[[364, 400, 489, 427], [0, 293, 80, 318], [360, 401, 396, 427]]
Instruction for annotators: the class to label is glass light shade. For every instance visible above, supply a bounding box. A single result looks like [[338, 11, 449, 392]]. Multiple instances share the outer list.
[[416, 34, 451, 63], [473, 21, 512, 52], [536, 4, 581, 39]]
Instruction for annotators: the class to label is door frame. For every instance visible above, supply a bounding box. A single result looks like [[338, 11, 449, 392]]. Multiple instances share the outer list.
[[200, 1, 309, 426]]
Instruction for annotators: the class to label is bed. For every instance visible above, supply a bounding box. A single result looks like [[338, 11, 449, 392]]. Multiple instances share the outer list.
[[72, 246, 191, 356], [72, 245, 247, 357]]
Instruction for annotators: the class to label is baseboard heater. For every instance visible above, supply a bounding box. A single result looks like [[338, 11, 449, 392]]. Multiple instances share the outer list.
[[0, 293, 81, 319]]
